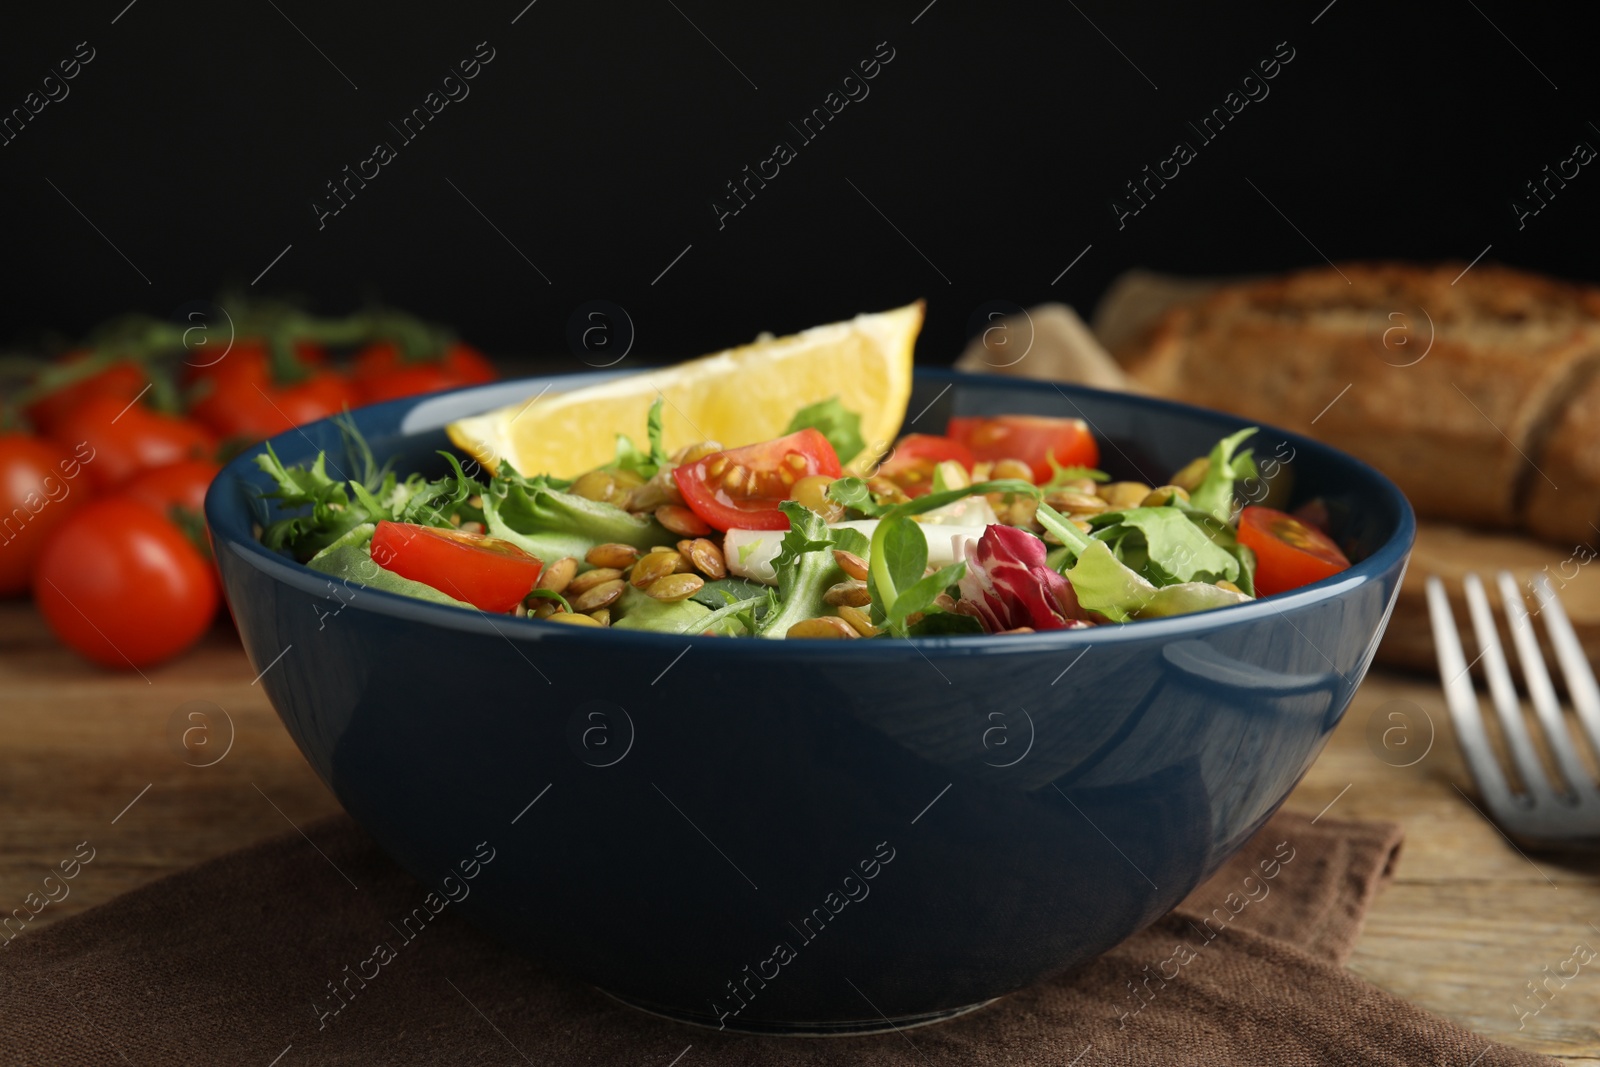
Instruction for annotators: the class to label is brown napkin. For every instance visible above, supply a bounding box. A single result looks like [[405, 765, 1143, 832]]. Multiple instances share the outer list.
[[1, 811, 1555, 1066]]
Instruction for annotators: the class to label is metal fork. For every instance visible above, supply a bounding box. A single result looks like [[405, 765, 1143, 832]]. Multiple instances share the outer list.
[[1426, 572, 1600, 847]]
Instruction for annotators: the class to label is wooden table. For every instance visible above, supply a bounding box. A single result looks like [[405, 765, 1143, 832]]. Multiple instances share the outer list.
[[3, 601, 1598, 1062]]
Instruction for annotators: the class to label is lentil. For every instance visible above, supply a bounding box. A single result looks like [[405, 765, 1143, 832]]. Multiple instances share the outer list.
[[570, 579, 625, 613]]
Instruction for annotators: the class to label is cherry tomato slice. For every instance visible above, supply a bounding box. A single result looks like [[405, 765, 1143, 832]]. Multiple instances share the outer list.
[[876, 434, 975, 498], [1236, 505, 1352, 597], [673, 428, 842, 531], [946, 415, 1098, 483], [370, 521, 543, 613]]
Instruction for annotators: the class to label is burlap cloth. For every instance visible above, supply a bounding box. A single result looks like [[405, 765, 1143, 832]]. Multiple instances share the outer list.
[[1, 810, 1555, 1065]]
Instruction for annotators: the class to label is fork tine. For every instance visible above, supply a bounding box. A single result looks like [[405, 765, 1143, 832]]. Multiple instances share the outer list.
[[1531, 573, 1600, 764], [1463, 573, 1559, 802], [1496, 571, 1593, 797], [1427, 577, 1513, 809]]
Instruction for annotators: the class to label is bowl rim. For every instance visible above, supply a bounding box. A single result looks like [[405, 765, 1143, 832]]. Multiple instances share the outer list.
[[206, 367, 1417, 655]]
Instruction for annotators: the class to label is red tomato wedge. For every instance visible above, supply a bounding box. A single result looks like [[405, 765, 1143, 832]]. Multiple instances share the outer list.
[[673, 428, 842, 531], [876, 434, 975, 498], [946, 415, 1098, 483], [1236, 505, 1351, 597], [370, 521, 543, 612]]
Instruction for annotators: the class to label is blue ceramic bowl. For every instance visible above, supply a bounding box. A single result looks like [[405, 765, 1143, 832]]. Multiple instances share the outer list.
[[207, 368, 1414, 1034]]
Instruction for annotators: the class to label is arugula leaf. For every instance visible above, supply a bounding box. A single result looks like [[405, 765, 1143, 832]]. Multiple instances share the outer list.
[[1189, 427, 1259, 523], [784, 396, 865, 465]]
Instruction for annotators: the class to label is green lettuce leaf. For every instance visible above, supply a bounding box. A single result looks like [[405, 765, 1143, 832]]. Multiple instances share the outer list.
[[610, 397, 670, 481], [1063, 541, 1158, 623], [306, 526, 471, 608], [755, 501, 855, 638], [610, 584, 713, 633], [1092, 506, 1241, 587], [1133, 582, 1251, 618], [1189, 427, 1259, 523], [483, 468, 670, 562]]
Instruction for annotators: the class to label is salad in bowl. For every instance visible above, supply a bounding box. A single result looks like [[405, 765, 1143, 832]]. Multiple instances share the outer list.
[[253, 305, 1352, 642]]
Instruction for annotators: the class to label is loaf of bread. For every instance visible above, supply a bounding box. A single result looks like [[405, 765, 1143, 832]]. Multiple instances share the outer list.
[[1115, 263, 1600, 545]]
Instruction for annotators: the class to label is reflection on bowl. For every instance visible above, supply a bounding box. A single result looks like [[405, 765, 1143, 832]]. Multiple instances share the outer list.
[[206, 369, 1414, 1034]]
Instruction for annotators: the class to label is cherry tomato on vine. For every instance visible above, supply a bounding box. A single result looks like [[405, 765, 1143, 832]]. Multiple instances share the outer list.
[[181, 338, 328, 388], [0, 433, 93, 596], [25, 355, 149, 435], [371, 520, 543, 612], [186, 341, 356, 441], [946, 415, 1098, 483], [1237, 505, 1352, 597], [121, 459, 221, 518], [353, 341, 496, 403], [46, 395, 214, 493], [33, 497, 218, 668], [673, 428, 842, 531]]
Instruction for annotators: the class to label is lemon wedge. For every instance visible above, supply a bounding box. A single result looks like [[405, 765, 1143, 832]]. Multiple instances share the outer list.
[[447, 302, 923, 478]]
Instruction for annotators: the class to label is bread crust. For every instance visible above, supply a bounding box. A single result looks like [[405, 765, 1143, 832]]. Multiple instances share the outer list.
[[1118, 263, 1600, 534]]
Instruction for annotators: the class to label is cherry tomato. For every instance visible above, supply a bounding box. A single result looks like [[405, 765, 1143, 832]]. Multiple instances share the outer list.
[[0, 434, 94, 597], [121, 459, 222, 518], [353, 341, 497, 403], [876, 434, 976, 498], [33, 497, 218, 668], [1237, 505, 1352, 597], [187, 342, 356, 441], [370, 520, 543, 613], [47, 395, 214, 493], [673, 428, 842, 531], [26, 355, 149, 435], [947, 415, 1099, 483], [181, 338, 328, 388]]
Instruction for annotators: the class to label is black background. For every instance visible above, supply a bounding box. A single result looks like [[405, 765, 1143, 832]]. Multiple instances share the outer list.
[[1, 0, 1593, 366]]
